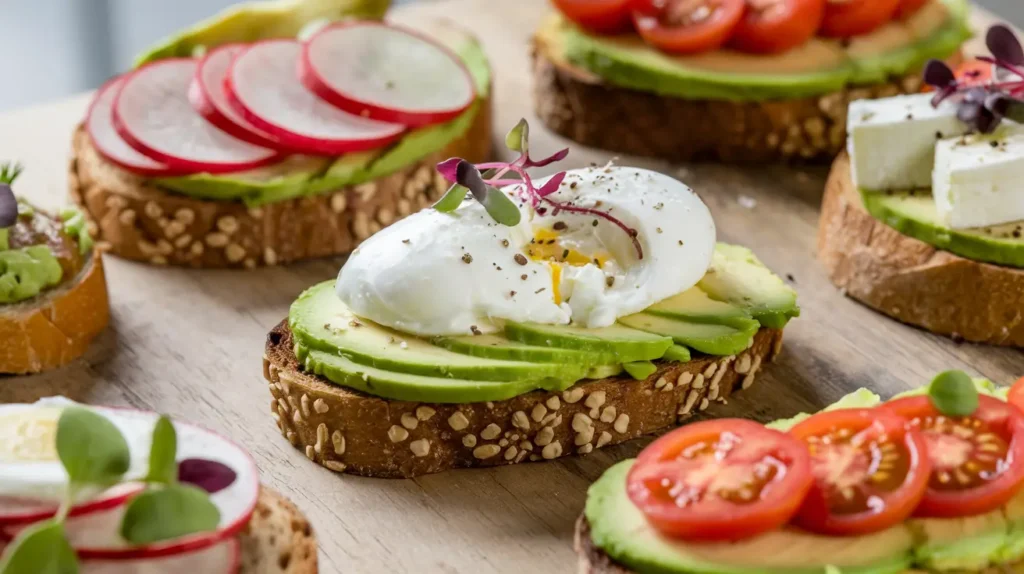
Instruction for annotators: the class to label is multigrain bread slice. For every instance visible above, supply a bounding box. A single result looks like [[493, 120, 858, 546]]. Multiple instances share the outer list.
[[261, 322, 784, 479], [239, 488, 317, 574], [67, 96, 492, 269], [0, 252, 109, 374], [817, 153, 1024, 347], [532, 34, 957, 164]]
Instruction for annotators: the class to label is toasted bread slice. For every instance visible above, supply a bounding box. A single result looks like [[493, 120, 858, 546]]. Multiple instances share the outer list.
[[531, 33, 959, 164], [68, 94, 491, 269], [240, 488, 318, 574], [817, 153, 1024, 347], [0, 252, 109, 374], [261, 322, 784, 479]]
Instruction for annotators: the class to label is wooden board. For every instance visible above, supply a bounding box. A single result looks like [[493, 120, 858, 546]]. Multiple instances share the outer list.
[[0, 2, 1019, 572]]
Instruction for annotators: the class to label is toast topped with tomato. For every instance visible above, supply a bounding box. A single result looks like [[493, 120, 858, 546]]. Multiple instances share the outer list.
[[577, 372, 1024, 573], [533, 0, 970, 163]]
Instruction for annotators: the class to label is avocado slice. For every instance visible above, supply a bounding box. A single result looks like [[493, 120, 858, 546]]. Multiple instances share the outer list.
[[861, 189, 1024, 268], [585, 460, 915, 574], [503, 321, 672, 365], [645, 287, 761, 331], [698, 244, 800, 329], [290, 281, 587, 383], [135, 0, 391, 65], [431, 333, 603, 365], [908, 511, 1009, 572], [618, 313, 757, 357]]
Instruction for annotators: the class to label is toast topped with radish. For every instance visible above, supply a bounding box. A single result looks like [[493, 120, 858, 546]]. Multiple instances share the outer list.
[[72, 0, 492, 268], [0, 164, 109, 374], [0, 398, 316, 573]]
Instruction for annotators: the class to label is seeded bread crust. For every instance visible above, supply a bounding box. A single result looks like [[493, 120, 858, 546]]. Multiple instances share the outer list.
[[239, 488, 317, 574], [67, 95, 491, 268], [261, 321, 784, 479], [818, 153, 1024, 347], [532, 35, 961, 164]]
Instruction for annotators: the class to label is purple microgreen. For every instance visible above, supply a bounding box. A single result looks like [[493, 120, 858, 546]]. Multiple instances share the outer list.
[[923, 59, 956, 88], [435, 157, 461, 184], [523, 148, 570, 168], [957, 101, 1000, 133], [0, 184, 15, 228], [456, 160, 521, 226], [178, 458, 237, 494], [505, 118, 529, 154], [537, 172, 567, 197], [988, 24, 1024, 66]]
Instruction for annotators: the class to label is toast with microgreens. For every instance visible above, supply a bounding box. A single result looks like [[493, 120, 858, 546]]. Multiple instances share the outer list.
[[262, 120, 798, 478]]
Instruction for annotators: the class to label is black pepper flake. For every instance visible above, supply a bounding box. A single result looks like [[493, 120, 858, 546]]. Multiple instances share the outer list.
[[678, 240, 684, 246], [654, 202, 664, 210], [656, 227, 663, 234], [501, 239, 509, 248], [935, 131, 944, 139], [606, 276, 614, 287], [401, 238, 410, 244], [470, 325, 482, 336], [514, 253, 528, 265], [521, 274, 528, 280], [592, 220, 599, 227], [786, 273, 796, 284], [991, 140, 1001, 148], [510, 290, 517, 297], [462, 253, 473, 264], [561, 249, 569, 260], [535, 287, 546, 294], [553, 221, 567, 231], [570, 181, 577, 189], [496, 266, 502, 271], [905, 113, 914, 120], [1013, 228, 1021, 238]]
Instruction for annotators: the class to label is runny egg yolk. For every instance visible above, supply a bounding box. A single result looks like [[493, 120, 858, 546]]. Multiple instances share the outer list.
[[0, 409, 60, 462], [526, 228, 611, 306]]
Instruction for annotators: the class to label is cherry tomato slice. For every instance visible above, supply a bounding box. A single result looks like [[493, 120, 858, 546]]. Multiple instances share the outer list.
[[626, 419, 813, 541], [553, 0, 634, 33], [632, 0, 747, 55], [788, 408, 931, 535], [1009, 376, 1024, 414], [880, 395, 1024, 518], [729, 0, 826, 55], [819, 0, 900, 38], [896, 0, 929, 19]]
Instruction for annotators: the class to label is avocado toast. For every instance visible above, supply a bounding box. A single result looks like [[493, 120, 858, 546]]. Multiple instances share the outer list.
[[262, 121, 799, 477], [69, 0, 492, 268], [0, 165, 109, 374], [576, 373, 1024, 574], [532, 0, 970, 164], [819, 25, 1024, 347]]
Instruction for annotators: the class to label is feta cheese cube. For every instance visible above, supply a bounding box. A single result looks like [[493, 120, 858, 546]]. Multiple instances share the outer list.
[[934, 126, 1024, 229], [847, 93, 968, 191]]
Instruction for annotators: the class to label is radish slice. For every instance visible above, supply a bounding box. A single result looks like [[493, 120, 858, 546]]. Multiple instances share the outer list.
[[80, 538, 239, 573], [301, 22, 475, 127], [189, 45, 281, 149], [0, 483, 142, 527], [226, 39, 405, 155], [86, 78, 184, 177], [114, 58, 281, 174]]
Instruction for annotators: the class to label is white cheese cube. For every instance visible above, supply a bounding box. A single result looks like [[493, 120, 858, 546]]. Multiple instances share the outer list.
[[847, 93, 967, 191], [934, 126, 1024, 229]]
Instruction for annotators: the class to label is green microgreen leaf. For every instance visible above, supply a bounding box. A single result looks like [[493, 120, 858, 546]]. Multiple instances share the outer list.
[[0, 163, 23, 186], [456, 161, 521, 226], [928, 370, 979, 417], [433, 184, 468, 213], [56, 407, 131, 489], [119, 484, 220, 545], [505, 118, 529, 155], [0, 521, 77, 574], [145, 416, 177, 484]]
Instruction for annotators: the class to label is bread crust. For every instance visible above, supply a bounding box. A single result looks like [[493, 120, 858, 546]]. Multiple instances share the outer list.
[[531, 37, 958, 164], [0, 252, 109, 374], [818, 153, 1024, 347], [262, 321, 784, 478], [240, 488, 318, 574], [68, 95, 492, 268]]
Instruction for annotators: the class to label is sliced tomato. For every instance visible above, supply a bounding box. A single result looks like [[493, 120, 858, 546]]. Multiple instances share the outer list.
[[1008, 376, 1024, 414], [788, 409, 931, 535], [819, 0, 900, 38], [626, 419, 812, 541], [896, 0, 929, 19], [631, 0, 747, 55], [553, 0, 634, 33], [880, 395, 1024, 518], [729, 0, 826, 55]]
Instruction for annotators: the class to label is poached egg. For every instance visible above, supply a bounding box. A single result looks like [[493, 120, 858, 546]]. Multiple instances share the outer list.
[[336, 166, 716, 336]]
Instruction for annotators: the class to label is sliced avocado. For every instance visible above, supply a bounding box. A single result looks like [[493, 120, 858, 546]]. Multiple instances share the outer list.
[[861, 189, 1024, 268], [698, 244, 799, 329], [767, 388, 882, 432], [135, 0, 390, 65], [585, 460, 914, 574], [646, 286, 760, 331], [586, 364, 624, 379], [623, 361, 657, 380], [290, 281, 586, 383], [662, 345, 692, 363], [908, 511, 1008, 572], [296, 345, 544, 403], [155, 156, 332, 202], [503, 321, 672, 365], [618, 313, 757, 357], [431, 333, 603, 365]]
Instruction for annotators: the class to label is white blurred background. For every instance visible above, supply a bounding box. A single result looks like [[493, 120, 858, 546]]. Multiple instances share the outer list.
[[0, 0, 1017, 111]]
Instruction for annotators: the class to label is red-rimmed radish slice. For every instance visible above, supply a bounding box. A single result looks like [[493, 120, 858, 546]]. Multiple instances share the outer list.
[[79, 537, 239, 574], [0, 483, 143, 527], [300, 22, 475, 127], [114, 58, 281, 174], [86, 78, 183, 177], [226, 40, 405, 155], [189, 45, 281, 149]]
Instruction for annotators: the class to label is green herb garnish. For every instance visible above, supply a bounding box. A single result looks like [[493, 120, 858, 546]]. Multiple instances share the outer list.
[[928, 370, 979, 417], [0, 162, 23, 186]]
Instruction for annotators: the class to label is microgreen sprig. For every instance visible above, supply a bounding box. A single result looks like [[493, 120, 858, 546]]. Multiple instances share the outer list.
[[0, 407, 233, 574], [433, 119, 644, 259], [0, 163, 19, 229], [925, 24, 1024, 133]]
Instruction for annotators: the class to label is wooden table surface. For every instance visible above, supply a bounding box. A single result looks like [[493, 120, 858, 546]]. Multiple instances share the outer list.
[[0, 1, 1019, 573]]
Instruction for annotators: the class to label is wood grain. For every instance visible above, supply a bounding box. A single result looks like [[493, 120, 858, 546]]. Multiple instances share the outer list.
[[0, 2, 1018, 573]]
